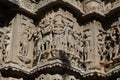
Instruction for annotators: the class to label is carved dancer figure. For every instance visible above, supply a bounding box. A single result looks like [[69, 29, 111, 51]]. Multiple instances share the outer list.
[[110, 28, 119, 58]]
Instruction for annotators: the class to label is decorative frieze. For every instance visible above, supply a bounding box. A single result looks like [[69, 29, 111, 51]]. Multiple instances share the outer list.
[[1, 0, 120, 80]]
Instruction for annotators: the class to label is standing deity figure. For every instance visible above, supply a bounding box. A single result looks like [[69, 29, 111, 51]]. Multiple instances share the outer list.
[[97, 30, 106, 62], [19, 26, 31, 56], [83, 29, 91, 61], [18, 26, 33, 65], [67, 30, 74, 54], [52, 15, 66, 50]]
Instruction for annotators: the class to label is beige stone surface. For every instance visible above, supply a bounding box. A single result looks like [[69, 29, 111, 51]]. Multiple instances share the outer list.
[[0, 0, 120, 80]]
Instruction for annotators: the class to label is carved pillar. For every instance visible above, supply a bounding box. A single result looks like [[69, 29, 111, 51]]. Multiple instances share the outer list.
[[93, 21, 103, 70], [10, 14, 21, 63], [9, 14, 35, 68]]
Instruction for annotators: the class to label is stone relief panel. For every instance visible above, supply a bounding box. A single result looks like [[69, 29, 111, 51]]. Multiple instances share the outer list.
[[17, 15, 35, 68], [34, 9, 111, 70], [1, 7, 120, 74], [104, 18, 120, 69], [0, 19, 13, 64], [34, 8, 84, 68], [81, 20, 107, 70]]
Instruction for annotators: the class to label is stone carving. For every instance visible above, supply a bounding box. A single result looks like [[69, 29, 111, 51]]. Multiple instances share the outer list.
[[21, 0, 33, 12], [84, 0, 104, 14], [83, 29, 92, 61], [36, 74, 79, 80], [53, 15, 65, 34], [52, 74, 63, 80], [18, 15, 35, 66], [97, 30, 106, 62], [67, 30, 74, 54], [34, 9, 86, 71], [0, 28, 5, 63], [2, 0, 120, 80], [39, 17, 52, 34], [110, 27, 120, 58], [103, 25, 120, 62], [2, 27, 12, 63], [18, 26, 33, 64], [103, 30, 113, 62], [33, 29, 43, 65]]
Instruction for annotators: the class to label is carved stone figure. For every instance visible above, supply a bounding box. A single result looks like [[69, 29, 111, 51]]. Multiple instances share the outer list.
[[40, 17, 52, 34], [18, 26, 33, 65], [0, 29, 4, 63], [110, 27, 120, 58], [67, 30, 75, 54], [104, 30, 113, 61], [33, 28, 42, 54], [53, 15, 65, 34], [83, 29, 91, 61], [2, 27, 11, 63], [97, 30, 106, 61]]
